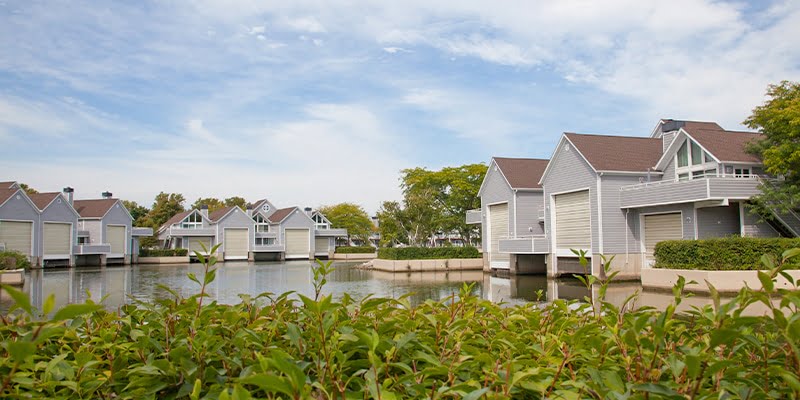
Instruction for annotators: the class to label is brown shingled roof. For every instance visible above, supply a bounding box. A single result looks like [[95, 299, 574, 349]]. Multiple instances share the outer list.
[[208, 206, 237, 222], [494, 157, 549, 189], [682, 127, 763, 163], [268, 207, 296, 223], [159, 210, 192, 231], [0, 181, 17, 189], [564, 133, 663, 172], [28, 192, 61, 211], [0, 188, 19, 206], [73, 199, 119, 218]]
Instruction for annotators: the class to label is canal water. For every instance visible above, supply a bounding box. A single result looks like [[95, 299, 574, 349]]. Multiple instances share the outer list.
[[0, 260, 735, 313]]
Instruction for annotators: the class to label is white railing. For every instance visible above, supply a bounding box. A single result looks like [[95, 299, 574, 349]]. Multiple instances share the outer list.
[[620, 175, 761, 192]]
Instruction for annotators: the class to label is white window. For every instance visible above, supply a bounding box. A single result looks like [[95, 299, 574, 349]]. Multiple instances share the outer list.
[[261, 204, 270, 212], [180, 212, 203, 229], [675, 138, 717, 180], [313, 213, 330, 229], [253, 214, 270, 232], [255, 237, 275, 246], [734, 168, 751, 178]]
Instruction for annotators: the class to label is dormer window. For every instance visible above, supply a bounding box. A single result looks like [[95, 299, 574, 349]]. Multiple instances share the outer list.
[[253, 214, 270, 232], [180, 212, 203, 229], [675, 138, 717, 180], [312, 213, 330, 229]]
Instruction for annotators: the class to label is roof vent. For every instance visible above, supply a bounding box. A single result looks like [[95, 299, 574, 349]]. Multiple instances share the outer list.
[[304, 207, 312, 212], [101, 191, 113, 199]]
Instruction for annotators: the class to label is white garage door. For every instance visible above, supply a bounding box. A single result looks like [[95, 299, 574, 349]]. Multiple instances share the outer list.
[[488, 203, 509, 268], [644, 213, 683, 266], [107, 226, 126, 254], [188, 237, 213, 255], [0, 221, 33, 256], [285, 229, 310, 259], [555, 190, 591, 251], [224, 229, 248, 260], [43, 223, 71, 256], [315, 237, 330, 256]]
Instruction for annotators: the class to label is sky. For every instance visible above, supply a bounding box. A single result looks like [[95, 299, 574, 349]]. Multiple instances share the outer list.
[[1, 0, 799, 214]]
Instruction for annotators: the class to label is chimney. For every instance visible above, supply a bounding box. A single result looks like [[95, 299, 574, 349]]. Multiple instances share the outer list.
[[62, 187, 74, 205], [101, 191, 113, 199], [304, 207, 313, 216], [660, 119, 685, 153], [246, 205, 253, 217], [200, 204, 209, 218]]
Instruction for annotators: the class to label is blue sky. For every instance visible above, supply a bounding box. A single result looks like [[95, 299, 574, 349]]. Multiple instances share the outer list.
[[1, 1, 799, 213]]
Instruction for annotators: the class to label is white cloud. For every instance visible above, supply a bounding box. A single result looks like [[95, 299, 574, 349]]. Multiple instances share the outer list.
[[282, 16, 326, 33], [248, 25, 265, 35], [438, 36, 540, 66], [382, 47, 408, 54]]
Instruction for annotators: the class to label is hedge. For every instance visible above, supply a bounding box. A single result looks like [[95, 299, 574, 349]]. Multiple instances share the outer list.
[[0, 250, 31, 270], [378, 246, 480, 260], [335, 246, 376, 254], [139, 248, 189, 257], [654, 237, 800, 270]]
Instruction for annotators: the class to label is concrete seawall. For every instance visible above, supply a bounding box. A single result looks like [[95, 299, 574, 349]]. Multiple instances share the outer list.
[[331, 253, 377, 261], [641, 268, 800, 293], [137, 256, 191, 265], [369, 258, 483, 272]]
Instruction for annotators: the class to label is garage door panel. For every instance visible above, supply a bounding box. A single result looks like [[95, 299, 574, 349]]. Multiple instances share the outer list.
[[189, 237, 213, 254], [644, 213, 683, 262], [0, 221, 33, 256], [489, 203, 509, 266], [315, 237, 329, 255], [555, 191, 590, 249], [107, 226, 126, 254], [286, 229, 310, 258], [44, 223, 71, 255], [224, 229, 248, 259]]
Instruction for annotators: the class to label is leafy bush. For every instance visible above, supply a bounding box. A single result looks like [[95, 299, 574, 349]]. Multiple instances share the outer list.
[[378, 246, 480, 260], [654, 237, 800, 270], [139, 248, 189, 257], [335, 246, 376, 254], [0, 250, 31, 270], [1, 253, 799, 398]]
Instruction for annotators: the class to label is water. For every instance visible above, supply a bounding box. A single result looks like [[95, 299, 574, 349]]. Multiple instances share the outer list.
[[0, 260, 740, 314]]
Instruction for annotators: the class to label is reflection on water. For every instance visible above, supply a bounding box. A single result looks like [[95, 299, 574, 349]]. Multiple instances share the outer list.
[[0, 261, 764, 315]]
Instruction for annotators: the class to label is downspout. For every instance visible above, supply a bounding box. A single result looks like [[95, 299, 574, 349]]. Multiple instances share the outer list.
[[625, 209, 629, 264]]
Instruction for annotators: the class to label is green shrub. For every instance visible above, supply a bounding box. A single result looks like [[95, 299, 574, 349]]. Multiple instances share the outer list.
[[139, 248, 189, 257], [654, 237, 800, 270], [0, 250, 31, 270], [378, 246, 480, 260], [335, 246, 376, 254]]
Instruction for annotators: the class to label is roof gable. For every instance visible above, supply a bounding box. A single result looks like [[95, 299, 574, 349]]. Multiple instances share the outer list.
[[268, 207, 297, 223], [682, 127, 763, 164], [564, 133, 663, 172], [493, 157, 549, 189], [159, 210, 193, 231], [208, 206, 250, 223], [72, 199, 123, 219], [0, 181, 18, 190]]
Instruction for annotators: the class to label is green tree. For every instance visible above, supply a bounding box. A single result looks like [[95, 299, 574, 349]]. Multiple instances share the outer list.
[[191, 197, 225, 213], [400, 163, 486, 245], [376, 188, 440, 247], [121, 200, 149, 226], [318, 203, 374, 244], [144, 192, 186, 228], [746, 80, 800, 211], [376, 201, 408, 247], [18, 183, 38, 195], [224, 196, 247, 209]]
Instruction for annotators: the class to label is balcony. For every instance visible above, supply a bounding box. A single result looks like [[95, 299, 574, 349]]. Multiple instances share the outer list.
[[537, 209, 545, 222], [466, 209, 482, 224], [315, 228, 348, 237], [167, 227, 216, 236], [252, 243, 285, 252], [254, 231, 278, 239], [73, 244, 111, 255], [132, 227, 153, 237], [620, 176, 761, 209], [77, 230, 90, 238], [498, 236, 549, 254]]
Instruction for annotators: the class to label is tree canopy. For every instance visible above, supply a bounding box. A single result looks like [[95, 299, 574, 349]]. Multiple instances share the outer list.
[[318, 203, 374, 243], [121, 200, 149, 226], [18, 183, 38, 195], [746, 80, 800, 210], [145, 192, 186, 228], [191, 197, 226, 213]]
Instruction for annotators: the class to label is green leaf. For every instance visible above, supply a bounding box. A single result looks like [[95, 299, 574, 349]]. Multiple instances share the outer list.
[[757, 270, 774, 292], [6, 341, 35, 363], [51, 303, 103, 322], [710, 328, 740, 349], [1, 284, 33, 315], [239, 374, 294, 396], [42, 293, 56, 315], [189, 379, 202, 400], [463, 388, 489, 400], [632, 383, 682, 399], [187, 272, 200, 285], [780, 371, 800, 392]]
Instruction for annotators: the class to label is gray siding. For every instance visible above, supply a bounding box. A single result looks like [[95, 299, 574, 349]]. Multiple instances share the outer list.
[[515, 191, 544, 237], [80, 220, 103, 245], [600, 175, 646, 254], [102, 202, 133, 255], [0, 192, 40, 256], [662, 157, 676, 181], [216, 207, 254, 254], [541, 140, 598, 253], [742, 206, 779, 238], [662, 131, 677, 153], [636, 204, 696, 240], [480, 162, 514, 250], [39, 196, 79, 256], [697, 205, 740, 239]]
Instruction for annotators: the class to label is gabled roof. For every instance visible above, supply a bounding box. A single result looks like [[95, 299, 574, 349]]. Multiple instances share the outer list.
[[28, 192, 62, 211], [73, 199, 121, 219], [268, 207, 297, 223], [0, 181, 18, 189], [493, 157, 549, 189], [564, 133, 663, 172], [159, 210, 193, 231], [0, 188, 20, 206], [208, 206, 239, 222], [650, 119, 723, 138], [681, 126, 763, 163]]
